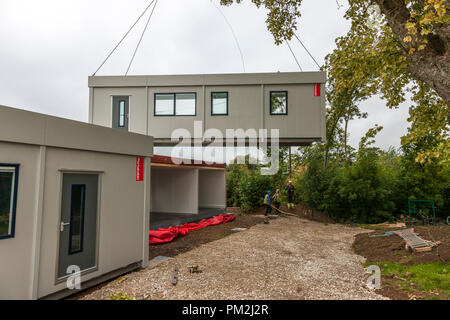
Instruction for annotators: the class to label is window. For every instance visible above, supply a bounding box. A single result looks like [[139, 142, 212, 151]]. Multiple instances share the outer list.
[[154, 93, 196, 116], [175, 93, 196, 116], [270, 91, 288, 115], [118, 100, 126, 127], [211, 92, 228, 115], [155, 94, 175, 116], [69, 184, 86, 254], [0, 164, 19, 239]]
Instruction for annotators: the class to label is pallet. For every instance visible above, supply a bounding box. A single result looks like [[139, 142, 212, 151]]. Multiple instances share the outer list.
[[394, 228, 435, 251]]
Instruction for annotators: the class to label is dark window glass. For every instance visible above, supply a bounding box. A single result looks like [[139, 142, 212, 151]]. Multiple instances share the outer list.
[[212, 92, 228, 115], [0, 168, 15, 238], [270, 91, 288, 115], [69, 184, 85, 254]]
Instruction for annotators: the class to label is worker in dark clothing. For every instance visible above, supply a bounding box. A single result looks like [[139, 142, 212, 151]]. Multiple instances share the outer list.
[[285, 180, 295, 209], [264, 190, 272, 216]]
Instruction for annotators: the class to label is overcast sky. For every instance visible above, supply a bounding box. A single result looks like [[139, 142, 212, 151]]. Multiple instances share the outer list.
[[0, 0, 411, 154]]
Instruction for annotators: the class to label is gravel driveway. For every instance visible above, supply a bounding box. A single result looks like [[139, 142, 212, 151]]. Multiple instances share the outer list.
[[78, 216, 387, 300]]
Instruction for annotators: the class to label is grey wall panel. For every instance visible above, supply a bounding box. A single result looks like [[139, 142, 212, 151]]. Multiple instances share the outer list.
[[0, 142, 40, 299], [37, 148, 148, 298], [91, 87, 148, 135], [264, 84, 322, 138], [88, 72, 326, 87], [198, 169, 226, 209], [0, 105, 154, 157], [205, 85, 262, 132], [150, 167, 199, 214]]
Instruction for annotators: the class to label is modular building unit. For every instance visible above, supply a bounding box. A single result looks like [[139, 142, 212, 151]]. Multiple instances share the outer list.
[[0, 105, 153, 299], [88, 72, 327, 146]]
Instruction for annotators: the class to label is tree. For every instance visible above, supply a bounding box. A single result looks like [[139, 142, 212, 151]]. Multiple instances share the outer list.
[[220, 0, 449, 112], [323, 1, 449, 162], [371, 0, 450, 108]]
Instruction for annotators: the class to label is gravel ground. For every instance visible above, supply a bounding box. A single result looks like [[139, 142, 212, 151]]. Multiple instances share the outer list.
[[78, 216, 387, 300]]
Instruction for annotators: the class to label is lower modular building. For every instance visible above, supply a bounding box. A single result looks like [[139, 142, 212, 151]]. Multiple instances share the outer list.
[[0, 105, 228, 300], [0, 105, 153, 299]]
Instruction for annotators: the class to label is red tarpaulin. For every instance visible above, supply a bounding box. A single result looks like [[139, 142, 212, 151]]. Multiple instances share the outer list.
[[149, 214, 236, 245]]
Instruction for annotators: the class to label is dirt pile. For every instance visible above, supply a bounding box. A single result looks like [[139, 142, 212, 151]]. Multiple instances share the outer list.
[[354, 225, 450, 264], [235, 203, 335, 224]]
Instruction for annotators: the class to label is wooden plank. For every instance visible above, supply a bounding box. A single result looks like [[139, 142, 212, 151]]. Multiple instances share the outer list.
[[414, 247, 432, 253]]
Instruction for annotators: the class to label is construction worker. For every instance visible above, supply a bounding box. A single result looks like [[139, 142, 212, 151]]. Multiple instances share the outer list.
[[264, 190, 272, 216], [272, 189, 282, 214], [285, 180, 295, 209]]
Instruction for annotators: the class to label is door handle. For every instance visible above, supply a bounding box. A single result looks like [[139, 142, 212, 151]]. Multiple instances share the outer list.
[[60, 221, 70, 232]]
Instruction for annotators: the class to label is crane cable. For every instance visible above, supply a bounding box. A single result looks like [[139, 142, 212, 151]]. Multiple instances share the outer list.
[[92, 1, 316, 75], [92, 0, 156, 76], [293, 33, 321, 69], [286, 40, 302, 71], [211, 1, 246, 73], [126, 0, 158, 75]]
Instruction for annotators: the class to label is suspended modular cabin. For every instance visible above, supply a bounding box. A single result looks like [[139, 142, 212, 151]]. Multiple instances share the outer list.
[[0, 105, 153, 299], [88, 72, 327, 146]]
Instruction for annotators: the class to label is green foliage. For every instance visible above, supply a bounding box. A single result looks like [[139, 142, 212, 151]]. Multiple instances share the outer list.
[[226, 137, 449, 223], [226, 163, 249, 207], [291, 138, 449, 223], [226, 149, 291, 211], [226, 0, 449, 165], [223, 0, 449, 224], [109, 292, 136, 300], [398, 140, 450, 216], [239, 171, 272, 211], [220, 0, 303, 45]]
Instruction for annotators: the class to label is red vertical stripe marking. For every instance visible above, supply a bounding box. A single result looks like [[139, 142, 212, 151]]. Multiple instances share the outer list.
[[314, 84, 321, 97], [136, 157, 144, 181]]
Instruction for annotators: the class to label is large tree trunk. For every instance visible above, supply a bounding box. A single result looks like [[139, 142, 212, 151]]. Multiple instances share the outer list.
[[375, 0, 450, 113]]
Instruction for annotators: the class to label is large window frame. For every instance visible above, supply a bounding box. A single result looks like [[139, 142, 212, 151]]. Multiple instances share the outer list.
[[154, 92, 197, 117], [211, 92, 229, 116], [0, 164, 19, 240], [269, 91, 288, 115]]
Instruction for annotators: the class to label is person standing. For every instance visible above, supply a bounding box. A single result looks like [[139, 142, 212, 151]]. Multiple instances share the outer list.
[[285, 180, 295, 209], [272, 189, 282, 214], [264, 190, 272, 216]]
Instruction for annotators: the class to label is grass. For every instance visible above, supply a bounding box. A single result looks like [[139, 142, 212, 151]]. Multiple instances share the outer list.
[[366, 261, 450, 299]]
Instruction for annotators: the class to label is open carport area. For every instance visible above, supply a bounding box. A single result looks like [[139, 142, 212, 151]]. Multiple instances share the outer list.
[[150, 156, 226, 230]]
